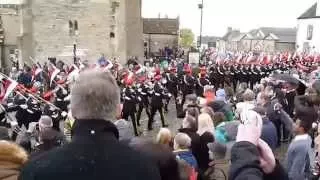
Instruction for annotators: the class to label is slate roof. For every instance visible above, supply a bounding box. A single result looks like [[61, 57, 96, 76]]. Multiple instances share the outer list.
[[221, 30, 241, 41], [197, 36, 220, 44], [298, 3, 318, 19], [143, 18, 179, 35], [259, 27, 296, 43], [231, 33, 246, 41]]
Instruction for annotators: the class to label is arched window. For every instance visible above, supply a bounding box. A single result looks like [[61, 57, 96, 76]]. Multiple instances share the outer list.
[[307, 25, 313, 40]]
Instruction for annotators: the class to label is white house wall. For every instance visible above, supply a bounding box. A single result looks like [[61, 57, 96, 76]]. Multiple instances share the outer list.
[[296, 18, 320, 53]]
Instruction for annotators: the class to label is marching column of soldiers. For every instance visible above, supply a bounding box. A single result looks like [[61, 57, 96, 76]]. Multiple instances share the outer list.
[[1, 56, 295, 139], [119, 62, 285, 136]]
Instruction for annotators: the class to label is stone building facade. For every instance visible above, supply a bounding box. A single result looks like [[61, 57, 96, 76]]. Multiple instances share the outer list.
[[217, 27, 296, 53], [143, 18, 179, 57], [296, 1, 320, 53], [0, 0, 143, 68]]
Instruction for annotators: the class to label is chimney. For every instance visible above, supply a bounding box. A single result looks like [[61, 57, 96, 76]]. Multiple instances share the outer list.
[[158, 13, 161, 19], [317, 0, 320, 16], [227, 27, 232, 33]]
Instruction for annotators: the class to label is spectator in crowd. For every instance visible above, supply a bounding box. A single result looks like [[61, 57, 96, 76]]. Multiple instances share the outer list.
[[179, 115, 201, 165], [173, 133, 198, 170], [196, 113, 215, 171], [0, 127, 10, 140], [235, 89, 255, 118], [182, 94, 200, 117], [261, 89, 293, 146], [0, 141, 28, 180], [216, 88, 227, 102], [19, 70, 161, 180], [208, 96, 234, 122], [63, 110, 75, 142], [235, 82, 248, 102], [176, 159, 198, 180], [113, 103, 133, 143], [213, 112, 228, 143], [253, 106, 278, 151], [200, 106, 215, 120], [131, 141, 180, 180], [156, 128, 173, 150], [186, 108, 200, 129], [229, 116, 288, 179], [286, 95, 318, 180], [26, 116, 65, 158], [208, 142, 230, 179], [114, 119, 133, 144]]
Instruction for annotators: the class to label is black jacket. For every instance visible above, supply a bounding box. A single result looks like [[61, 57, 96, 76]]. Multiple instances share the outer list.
[[229, 141, 288, 180], [19, 119, 161, 180], [198, 132, 214, 170], [122, 87, 137, 113]]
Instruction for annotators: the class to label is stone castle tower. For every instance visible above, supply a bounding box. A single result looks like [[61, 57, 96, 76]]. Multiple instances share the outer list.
[[16, 0, 143, 65]]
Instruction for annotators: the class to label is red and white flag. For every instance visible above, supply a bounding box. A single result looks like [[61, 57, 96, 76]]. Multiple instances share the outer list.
[[0, 73, 18, 103], [49, 63, 60, 86]]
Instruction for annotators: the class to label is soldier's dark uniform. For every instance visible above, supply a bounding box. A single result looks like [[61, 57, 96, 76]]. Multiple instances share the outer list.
[[182, 71, 196, 104], [136, 81, 151, 126], [54, 87, 69, 112], [233, 65, 240, 92], [196, 73, 210, 97], [250, 65, 259, 89], [166, 68, 179, 99], [148, 78, 168, 130], [43, 104, 62, 132], [208, 65, 218, 89], [217, 65, 225, 87], [122, 85, 138, 136], [260, 65, 268, 78], [165, 68, 179, 111], [239, 65, 247, 83]]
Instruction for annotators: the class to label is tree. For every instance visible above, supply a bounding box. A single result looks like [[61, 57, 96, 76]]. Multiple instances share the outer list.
[[179, 28, 195, 48]]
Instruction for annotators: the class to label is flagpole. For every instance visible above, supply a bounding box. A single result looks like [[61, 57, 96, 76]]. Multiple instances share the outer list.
[[0, 72, 61, 110]]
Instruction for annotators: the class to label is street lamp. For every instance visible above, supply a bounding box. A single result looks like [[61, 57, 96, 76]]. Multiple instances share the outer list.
[[198, 0, 204, 64], [198, 0, 204, 48]]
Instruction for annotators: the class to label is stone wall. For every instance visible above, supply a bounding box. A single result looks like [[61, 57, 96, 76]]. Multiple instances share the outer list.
[[3, 15, 19, 45], [262, 40, 275, 52], [0, 0, 144, 65], [144, 34, 178, 55], [275, 42, 295, 52], [125, 0, 143, 62], [31, 0, 113, 64]]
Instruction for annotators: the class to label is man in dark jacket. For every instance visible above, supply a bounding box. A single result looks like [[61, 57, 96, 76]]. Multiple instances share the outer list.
[[19, 70, 161, 180]]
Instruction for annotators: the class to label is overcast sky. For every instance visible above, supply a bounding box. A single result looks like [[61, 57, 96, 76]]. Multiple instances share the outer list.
[[142, 0, 316, 37]]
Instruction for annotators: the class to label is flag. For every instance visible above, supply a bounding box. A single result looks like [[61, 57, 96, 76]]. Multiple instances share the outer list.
[[31, 62, 43, 82], [236, 53, 242, 63], [50, 65, 60, 86], [103, 60, 113, 72], [246, 53, 255, 64], [0, 73, 18, 102]]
